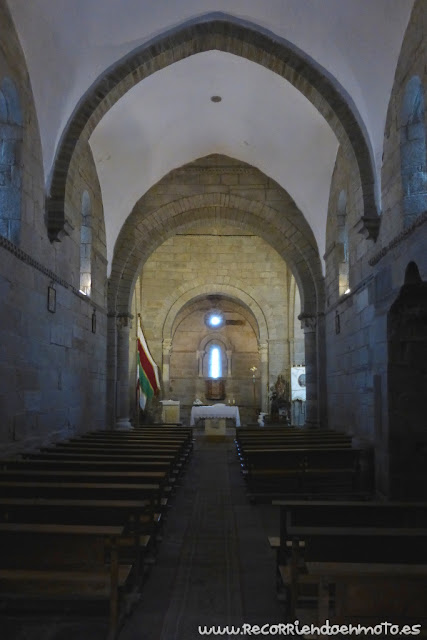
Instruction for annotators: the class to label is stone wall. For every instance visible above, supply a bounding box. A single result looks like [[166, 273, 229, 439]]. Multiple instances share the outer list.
[[324, 146, 376, 438], [129, 222, 302, 425], [372, 0, 427, 497], [169, 302, 260, 425], [324, 0, 427, 497], [0, 0, 108, 454]]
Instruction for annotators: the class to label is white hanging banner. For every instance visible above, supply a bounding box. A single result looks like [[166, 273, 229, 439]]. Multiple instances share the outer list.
[[291, 366, 306, 401]]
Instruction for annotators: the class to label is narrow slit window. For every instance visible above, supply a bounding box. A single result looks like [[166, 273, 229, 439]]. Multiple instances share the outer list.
[[0, 77, 23, 245], [209, 346, 222, 379]]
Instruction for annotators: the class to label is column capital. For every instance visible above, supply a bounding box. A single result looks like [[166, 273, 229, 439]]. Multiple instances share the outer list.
[[116, 312, 133, 330], [162, 338, 173, 355], [258, 342, 268, 359], [298, 312, 316, 333]]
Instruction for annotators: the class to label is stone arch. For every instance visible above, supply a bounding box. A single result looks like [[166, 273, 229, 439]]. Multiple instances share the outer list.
[[199, 332, 234, 354], [171, 296, 260, 344], [0, 76, 23, 245], [108, 161, 326, 429], [109, 194, 323, 319], [46, 13, 378, 240], [161, 285, 270, 412], [400, 76, 427, 228], [162, 284, 270, 343]]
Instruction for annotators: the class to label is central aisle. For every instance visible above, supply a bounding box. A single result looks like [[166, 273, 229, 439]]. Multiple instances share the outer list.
[[119, 437, 282, 640]]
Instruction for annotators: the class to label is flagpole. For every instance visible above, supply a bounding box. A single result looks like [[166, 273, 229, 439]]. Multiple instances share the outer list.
[[135, 305, 140, 429]]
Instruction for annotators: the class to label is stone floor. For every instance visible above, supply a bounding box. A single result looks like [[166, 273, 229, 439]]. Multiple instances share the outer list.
[[1, 435, 283, 640]]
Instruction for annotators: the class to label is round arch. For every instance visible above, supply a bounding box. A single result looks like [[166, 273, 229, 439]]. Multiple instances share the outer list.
[[162, 284, 270, 343], [108, 194, 323, 318], [170, 295, 260, 344], [108, 160, 327, 429], [46, 13, 378, 241]]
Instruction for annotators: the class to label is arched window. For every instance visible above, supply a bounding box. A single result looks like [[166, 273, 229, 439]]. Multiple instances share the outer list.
[[209, 345, 222, 379], [400, 76, 427, 228], [79, 191, 92, 296], [0, 77, 23, 245], [337, 190, 350, 296]]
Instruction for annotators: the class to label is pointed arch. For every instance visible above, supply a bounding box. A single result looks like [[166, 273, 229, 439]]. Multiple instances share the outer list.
[[46, 13, 379, 241]]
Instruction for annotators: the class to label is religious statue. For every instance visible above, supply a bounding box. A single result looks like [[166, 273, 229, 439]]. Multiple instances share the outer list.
[[270, 374, 291, 424]]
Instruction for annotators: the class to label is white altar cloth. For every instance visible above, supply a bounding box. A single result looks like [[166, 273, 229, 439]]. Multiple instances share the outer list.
[[190, 404, 241, 427]]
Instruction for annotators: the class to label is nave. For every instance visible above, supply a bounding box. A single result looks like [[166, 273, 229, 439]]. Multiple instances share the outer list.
[[2, 424, 427, 639], [119, 436, 282, 640]]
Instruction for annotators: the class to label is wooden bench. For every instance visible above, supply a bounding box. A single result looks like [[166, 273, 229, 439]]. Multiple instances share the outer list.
[[0, 457, 177, 473], [242, 447, 372, 501], [0, 522, 130, 638], [272, 500, 427, 624], [0, 496, 157, 586], [0, 480, 164, 506]]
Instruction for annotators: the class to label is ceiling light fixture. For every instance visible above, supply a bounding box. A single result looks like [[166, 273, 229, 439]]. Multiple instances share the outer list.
[[205, 310, 224, 329]]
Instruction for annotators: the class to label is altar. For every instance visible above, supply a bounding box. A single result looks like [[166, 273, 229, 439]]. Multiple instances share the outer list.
[[190, 404, 241, 427]]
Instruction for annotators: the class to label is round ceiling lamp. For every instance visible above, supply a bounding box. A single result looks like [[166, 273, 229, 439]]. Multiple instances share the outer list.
[[205, 310, 224, 329]]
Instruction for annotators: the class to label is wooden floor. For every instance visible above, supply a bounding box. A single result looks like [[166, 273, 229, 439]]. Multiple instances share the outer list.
[[119, 435, 282, 640]]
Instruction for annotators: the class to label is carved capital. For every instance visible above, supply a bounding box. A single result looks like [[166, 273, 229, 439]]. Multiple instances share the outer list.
[[116, 312, 133, 330], [46, 199, 74, 242], [162, 338, 173, 355], [355, 215, 380, 241], [258, 342, 268, 358], [298, 312, 316, 333]]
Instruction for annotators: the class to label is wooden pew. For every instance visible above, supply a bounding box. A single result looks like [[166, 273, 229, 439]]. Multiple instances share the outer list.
[[0, 496, 156, 588], [0, 481, 163, 506], [0, 428, 193, 635], [0, 522, 129, 638], [242, 447, 371, 501], [0, 471, 169, 533], [0, 469, 168, 485], [272, 500, 427, 624]]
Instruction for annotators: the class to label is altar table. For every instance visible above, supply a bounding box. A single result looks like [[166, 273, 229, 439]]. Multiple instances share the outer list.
[[190, 404, 241, 427]]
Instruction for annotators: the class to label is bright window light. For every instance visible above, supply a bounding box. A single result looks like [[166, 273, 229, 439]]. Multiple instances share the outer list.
[[210, 346, 221, 379], [345, 288, 351, 294], [210, 315, 221, 326]]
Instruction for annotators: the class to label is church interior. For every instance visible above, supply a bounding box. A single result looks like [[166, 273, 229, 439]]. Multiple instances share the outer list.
[[0, 1, 427, 638]]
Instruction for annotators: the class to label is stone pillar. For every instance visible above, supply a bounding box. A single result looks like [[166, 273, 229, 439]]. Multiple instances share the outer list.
[[226, 349, 232, 377], [259, 342, 269, 412], [115, 313, 133, 430], [197, 350, 205, 377], [162, 338, 173, 394], [317, 312, 328, 428], [299, 313, 319, 427], [106, 312, 118, 429], [288, 338, 295, 367]]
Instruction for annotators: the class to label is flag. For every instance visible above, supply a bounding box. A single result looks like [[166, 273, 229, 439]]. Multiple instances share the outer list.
[[137, 319, 160, 410]]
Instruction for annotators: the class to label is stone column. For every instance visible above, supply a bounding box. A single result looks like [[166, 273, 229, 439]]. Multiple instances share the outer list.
[[162, 338, 173, 394], [106, 311, 118, 429], [299, 313, 319, 427], [259, 342, 269, 412], [115, 313, 133, 430], [226, 349, 232, 377], [197, 350, 205, 377]]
